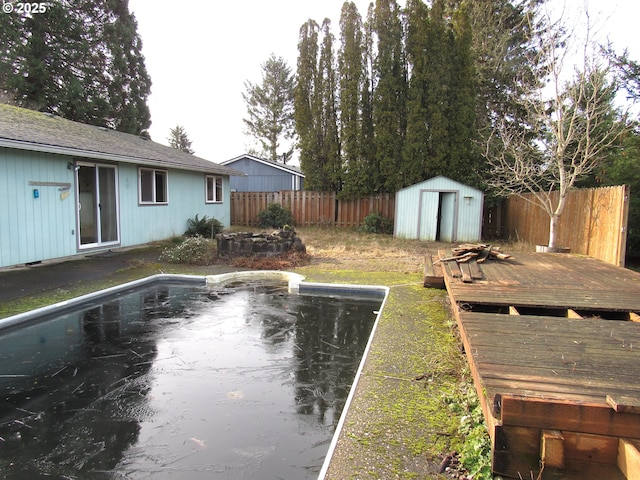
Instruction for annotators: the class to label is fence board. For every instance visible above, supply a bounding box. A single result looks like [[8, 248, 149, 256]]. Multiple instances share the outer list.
[[231, 191, 394, 229], [499, 185, 630, 266]]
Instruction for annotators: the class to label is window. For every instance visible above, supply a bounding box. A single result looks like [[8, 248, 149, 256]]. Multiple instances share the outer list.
[[139, 168, 168, 204], [206, 175, 223, 203]]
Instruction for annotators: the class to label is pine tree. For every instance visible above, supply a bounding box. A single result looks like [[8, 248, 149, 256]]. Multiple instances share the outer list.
[[0, 0, 152, 136], [242, 54, 295, 162], [168, 125, 195, 154]]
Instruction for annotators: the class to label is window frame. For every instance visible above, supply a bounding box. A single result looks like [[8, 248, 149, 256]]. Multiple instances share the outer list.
[[138, 167, 169, 205], [205, 175, 223, 204]]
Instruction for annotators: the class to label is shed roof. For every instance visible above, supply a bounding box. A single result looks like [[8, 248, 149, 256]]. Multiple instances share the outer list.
[[221, 153, 305, 177], [0, 104, 242, 176], [398, 175, 483, 193]]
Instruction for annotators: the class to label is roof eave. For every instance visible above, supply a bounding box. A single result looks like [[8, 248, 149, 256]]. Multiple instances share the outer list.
[[0, 138, 244, 176]]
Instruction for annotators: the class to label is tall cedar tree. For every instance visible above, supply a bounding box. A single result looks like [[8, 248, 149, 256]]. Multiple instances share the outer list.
[[372, 0, 407, 193], [0, 0, 151, 136], [338, 2, 366, 198], [295, 20, 324, 189], [423, 0, 451, 179], [360, 4, 379, 194], [448, 2, 478, 185], [242, 54, 295, 163], [403, 0, 431, 186], [168, 125, 195, 154], [318, 19, 342, 191]]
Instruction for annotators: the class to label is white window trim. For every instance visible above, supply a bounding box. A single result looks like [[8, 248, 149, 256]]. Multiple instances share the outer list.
[[139, 167, 169, 205], [205, 175, 223, 203]]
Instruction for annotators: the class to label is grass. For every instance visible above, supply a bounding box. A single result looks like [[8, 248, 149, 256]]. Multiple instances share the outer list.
[[0, 226, 494, 479]]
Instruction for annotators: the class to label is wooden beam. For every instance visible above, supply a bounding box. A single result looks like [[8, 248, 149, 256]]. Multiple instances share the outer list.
[[618, 438, 640, 480], [424, 255, 445, 289], [541, 429, 565, 468], [499, 395, 640, 438], [607, 395, 640, 414]]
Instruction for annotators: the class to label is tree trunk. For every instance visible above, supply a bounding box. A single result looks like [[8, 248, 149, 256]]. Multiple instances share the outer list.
[[548, 214, 559, 249]]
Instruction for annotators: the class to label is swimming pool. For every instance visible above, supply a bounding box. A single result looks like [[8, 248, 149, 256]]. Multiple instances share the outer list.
[[0, 273, 387, 479]]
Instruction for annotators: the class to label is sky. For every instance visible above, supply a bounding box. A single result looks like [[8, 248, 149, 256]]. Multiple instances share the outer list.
[[128, 0, 640, 165]]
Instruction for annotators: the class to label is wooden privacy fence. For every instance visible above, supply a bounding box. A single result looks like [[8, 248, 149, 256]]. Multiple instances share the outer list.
[[231, 191, 395, 228], [495, 185, 630, 266]]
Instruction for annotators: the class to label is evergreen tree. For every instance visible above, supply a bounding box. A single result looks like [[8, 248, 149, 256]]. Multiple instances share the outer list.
[[338, 2, 366, 198], [295, 20, 324, 189], [318, 19, 342, 191], [242, 53, 295, 163], [372, 0, 407, 192], [448, 2, 479, 185], [0, 0, 152, 136], [402, 0, 431, 186], [422, 0, 452, 179], [168, 125, 195, 154]]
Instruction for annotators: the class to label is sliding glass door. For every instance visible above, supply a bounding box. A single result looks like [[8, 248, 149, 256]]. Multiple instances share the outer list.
[[76, 163, 120, 248]]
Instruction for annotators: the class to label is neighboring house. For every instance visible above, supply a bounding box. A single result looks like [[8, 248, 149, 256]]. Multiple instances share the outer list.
[[0, 104, 242, 268], [394, 176, 484, 243], [220, 154, 304, 192]]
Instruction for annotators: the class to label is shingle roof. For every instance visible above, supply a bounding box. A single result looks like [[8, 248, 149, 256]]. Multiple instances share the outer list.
[[0, 104, 242, 176]]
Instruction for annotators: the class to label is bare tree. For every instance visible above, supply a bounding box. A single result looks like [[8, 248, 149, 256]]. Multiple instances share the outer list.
[[484, 4, 627, 249]]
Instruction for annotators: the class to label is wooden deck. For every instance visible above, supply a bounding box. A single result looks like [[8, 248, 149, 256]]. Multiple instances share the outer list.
[[432, 251, 640, 479]]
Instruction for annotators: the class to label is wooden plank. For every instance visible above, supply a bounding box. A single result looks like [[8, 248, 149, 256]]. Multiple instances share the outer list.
[[509, 306, 520, 315], [607, 395, 640, 414], [618, 438, 640, 480], [499, 395, 640, 438], [541, 429, 565, 468], [468, 260, 484, 280], [630, 312, 640, 323], [423, 255, 445, 289], [460, 262, 473, 283], [567, 309, 583, 318]]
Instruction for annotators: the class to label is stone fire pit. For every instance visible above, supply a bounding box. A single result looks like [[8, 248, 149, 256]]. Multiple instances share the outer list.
[[216, 228, 306, 258]]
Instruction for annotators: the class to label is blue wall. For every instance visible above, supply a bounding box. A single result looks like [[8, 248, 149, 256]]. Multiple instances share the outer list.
[[227, 157, 303, 192], [0, 147, 231, 268]]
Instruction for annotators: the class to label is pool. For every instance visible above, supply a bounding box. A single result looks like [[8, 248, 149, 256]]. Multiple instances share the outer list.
[[0, 273, 387, 479]]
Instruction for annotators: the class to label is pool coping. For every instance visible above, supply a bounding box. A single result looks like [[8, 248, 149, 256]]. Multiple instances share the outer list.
[[0, 271, 389, 479]]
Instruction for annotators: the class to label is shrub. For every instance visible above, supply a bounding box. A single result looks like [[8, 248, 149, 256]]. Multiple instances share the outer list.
[[159, 236, 216, 265], [258, 203, 293, 229], [185, 214, 224, 238], [360, 212, 394, 234]]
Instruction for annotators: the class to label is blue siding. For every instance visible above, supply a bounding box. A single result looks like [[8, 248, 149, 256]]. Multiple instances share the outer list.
[[226, 157, 303, 192], [0, 147, 77, 266], [0, 147, 232, 268], [394, 176, 484, 242]]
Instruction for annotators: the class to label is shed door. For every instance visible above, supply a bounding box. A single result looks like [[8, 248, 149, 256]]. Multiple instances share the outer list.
[[437, 192, 457, 242], [418, 191, 439, 241], [76, 163, 120, 249]]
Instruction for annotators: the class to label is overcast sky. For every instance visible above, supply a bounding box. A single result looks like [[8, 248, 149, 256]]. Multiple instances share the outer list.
[[128, 0, 639, 164]]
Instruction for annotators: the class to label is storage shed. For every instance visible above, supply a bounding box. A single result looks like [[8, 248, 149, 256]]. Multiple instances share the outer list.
[[394, 176, 484, 242]]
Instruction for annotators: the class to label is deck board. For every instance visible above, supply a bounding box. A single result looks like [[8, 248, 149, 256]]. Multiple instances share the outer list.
[[441, 252, 640, 478]]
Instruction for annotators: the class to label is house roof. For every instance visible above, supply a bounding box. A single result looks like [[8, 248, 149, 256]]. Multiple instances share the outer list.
[[0, 104, 242, 176], [221, 153, 305, 177]]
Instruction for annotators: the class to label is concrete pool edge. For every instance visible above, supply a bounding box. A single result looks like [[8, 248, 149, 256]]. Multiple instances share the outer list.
[[0, 270, 390, 478]]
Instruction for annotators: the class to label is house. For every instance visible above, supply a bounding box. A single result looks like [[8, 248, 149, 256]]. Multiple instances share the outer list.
[[394, 176, 484, 243], [220, 154, 304, 192], [0, 104, 242, 268]]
